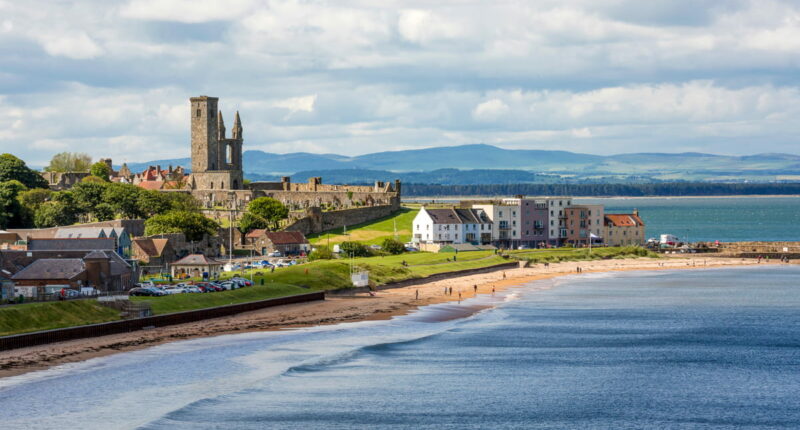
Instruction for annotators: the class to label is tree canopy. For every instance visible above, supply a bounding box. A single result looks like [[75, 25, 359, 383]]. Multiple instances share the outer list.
[[239, 197, 288, 233], [44, 152, 92, 173], [0, 154, 48, 189], [90, 161, 112, 181], [145, 211, 219, 242], [0, 180, 27, 229]]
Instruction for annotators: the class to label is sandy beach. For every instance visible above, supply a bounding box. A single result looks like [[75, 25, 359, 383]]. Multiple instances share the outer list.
[[0, 255, 783, 378]]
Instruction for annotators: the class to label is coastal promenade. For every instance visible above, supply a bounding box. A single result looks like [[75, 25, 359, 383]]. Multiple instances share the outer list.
[[0, 255, 780, 378]]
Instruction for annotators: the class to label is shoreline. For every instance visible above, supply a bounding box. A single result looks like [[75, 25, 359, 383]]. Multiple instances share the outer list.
[[404, 195, 800, 201], [0, 256, 786, 379]]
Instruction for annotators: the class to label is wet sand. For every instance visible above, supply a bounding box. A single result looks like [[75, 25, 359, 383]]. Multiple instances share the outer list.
[[0, 256, 780, 378]]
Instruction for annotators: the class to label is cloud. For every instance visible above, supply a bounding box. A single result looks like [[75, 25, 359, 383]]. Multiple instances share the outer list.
[[0, 0, 799, 165], [39, 32, 104, 59]]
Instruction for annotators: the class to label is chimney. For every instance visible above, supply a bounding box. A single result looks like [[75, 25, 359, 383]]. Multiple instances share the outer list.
[[633, 208, 639, 216]]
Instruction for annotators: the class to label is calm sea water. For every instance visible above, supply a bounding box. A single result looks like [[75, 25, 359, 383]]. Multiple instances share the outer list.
[[408, 196, 800, 242], [2, 266, 800, 429], [577, 196, 800, 243]]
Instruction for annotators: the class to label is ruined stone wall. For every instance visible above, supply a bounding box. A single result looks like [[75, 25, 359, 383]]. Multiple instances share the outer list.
[[39, 171, 90, 190], [283, 205, 397, 235], [257, 191, 400, 212]]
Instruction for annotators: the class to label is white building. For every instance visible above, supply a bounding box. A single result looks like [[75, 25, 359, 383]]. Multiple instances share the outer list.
[[544, 197, 572, 245], [412, 207, 492, 245], [471, 203, 521, 248]]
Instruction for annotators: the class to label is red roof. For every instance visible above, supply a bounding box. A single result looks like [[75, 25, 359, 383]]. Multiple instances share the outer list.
[[246, 229, 268, 238], [137, 181, 164, 190], [605, 214, 645, 227], [264, 231, 308, 244]]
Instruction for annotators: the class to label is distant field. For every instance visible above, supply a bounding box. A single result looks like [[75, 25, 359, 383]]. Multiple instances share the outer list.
[[308, 207, 418, 246]]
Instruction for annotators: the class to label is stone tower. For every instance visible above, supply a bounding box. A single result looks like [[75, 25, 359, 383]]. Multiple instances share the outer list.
[[189, 96, 244, 190]]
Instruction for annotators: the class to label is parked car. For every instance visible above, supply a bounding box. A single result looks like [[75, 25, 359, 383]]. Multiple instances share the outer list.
[[163, 286, 186, 295], [182, 285, 203, 293], [232, 277, 253, 287], [219, 281, 236, 290], [268, 251, 282, 257], [129, 287, 165, 297]]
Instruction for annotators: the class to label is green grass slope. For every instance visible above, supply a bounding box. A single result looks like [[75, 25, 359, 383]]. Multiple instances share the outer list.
[[308, 207, 418, 246]]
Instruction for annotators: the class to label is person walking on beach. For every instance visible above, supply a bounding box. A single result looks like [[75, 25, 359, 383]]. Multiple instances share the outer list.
[[444, 287, 448, 295], [492, 286, 496, 294], [503, 272, 506, 279], [473, 284, 478, 294], [449, 286, 453, 295], [458, 291, 462, 302], [416, 289, 419, 300]]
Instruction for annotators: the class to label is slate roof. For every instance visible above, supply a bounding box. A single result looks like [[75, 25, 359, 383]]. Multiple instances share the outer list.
[[605, 214, 645, 227], [54, 227, 107, 239], [425, 208, 492, 225], [28, 238, 116, 251], [11, 259, 86, 281], [172, 254, 221, 266]]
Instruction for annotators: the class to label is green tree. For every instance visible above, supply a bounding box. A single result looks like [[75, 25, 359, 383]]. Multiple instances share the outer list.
[[0, 154, 49, 189], [308, 246, 334, 261], [136, 190, 171, 218], [94, 203, 116, 221], [339, 241, 372, 257], [72, 181, 107, 211], [243, 197, 289, 231], [102, 183, 143, 219], [44, 152, 92, 172], [90, 161, 112, 181], [81, 175, 106, 184], [381, 238, 406, 255], [17, 188, 52, 212], [34, 200, 77, 228], [145, 211, 219, 242], [0, 180, 27, 228], [163, 192, 201, 212], [238, 212, 267, 233]]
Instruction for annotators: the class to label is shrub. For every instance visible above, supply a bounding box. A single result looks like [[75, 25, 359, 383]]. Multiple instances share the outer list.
[[308, 246, 334, 261], [339, 241, 371, 257], [381, 238, 405, 255]]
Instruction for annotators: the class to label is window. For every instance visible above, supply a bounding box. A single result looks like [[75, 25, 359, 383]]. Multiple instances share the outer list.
[[416, 224, 419, 230], [196, 108, 201, 117], [226, 144, 233, 164]]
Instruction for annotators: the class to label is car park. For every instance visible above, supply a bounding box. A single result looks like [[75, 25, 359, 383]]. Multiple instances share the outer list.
[[129, 287, 165, 297]]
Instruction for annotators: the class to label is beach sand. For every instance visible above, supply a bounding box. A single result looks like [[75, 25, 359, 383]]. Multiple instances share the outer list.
[[0, 256, 783, 378]]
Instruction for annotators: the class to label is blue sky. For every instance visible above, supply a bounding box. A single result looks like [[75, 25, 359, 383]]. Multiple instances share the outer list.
[[0, 0, 799, 165]]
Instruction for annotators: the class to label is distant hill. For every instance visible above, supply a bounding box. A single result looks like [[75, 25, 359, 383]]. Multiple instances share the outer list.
[[122, 144, 800, 184]]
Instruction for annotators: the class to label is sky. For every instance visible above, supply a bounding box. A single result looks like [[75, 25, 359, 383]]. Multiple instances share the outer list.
[[0, 0, 799, 166]]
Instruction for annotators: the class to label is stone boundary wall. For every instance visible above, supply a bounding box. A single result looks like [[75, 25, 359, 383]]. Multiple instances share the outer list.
[[717, 241, 800, 254], [283, 205, 398, 235]]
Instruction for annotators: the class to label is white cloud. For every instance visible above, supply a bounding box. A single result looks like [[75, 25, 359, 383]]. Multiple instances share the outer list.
[[39, 32, 104, 59], [121, 0, 256, 23], [472, 99, 510, 122], [273, 95, 317, 114]]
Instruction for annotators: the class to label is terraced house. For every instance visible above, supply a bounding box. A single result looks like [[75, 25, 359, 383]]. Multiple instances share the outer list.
[[412, 207, 493, 249]]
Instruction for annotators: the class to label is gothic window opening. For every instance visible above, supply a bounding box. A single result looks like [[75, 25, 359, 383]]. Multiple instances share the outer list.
[[226, 144, 233, 164], [196, 109, 201, 117]]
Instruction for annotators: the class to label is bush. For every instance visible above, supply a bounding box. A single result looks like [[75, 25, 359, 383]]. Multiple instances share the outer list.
[[381, 238, 405, 255], [308, 246, 334, 261], [339, 241, 372, 257]]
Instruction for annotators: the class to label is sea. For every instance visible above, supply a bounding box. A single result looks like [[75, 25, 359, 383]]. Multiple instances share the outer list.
[[406, 196, 800, 243], [1, 266, 799, 429]]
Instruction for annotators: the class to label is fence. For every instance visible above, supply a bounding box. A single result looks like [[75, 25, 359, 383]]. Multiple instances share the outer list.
[[0, 291, 324, 351]]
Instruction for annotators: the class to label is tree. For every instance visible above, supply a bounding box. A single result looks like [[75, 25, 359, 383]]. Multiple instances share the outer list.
[[145, 211, 219, 242], [238, 212, 267, 233], [94, 203, 116, 221], [34, 201, 77, 228], [0, 154, 49, 189], [339, 241, 372, 257], [0, 180, 27, 228], [136, 190, 171, 218], [72, 181, 107, 209], [163, 192, 201, 212], [44, 152, 92, 172], [18, 188, 52, 211], [308, 246, 334, 261], [102, 183, 143, 219], [243, 197, 289, 231], [81, 175, 106, 184], [90, 161, 112, 181], [381, 238, 406, 255]]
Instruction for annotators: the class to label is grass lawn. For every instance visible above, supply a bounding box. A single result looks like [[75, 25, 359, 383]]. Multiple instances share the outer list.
[[307, 207, 419, 247], [0, 247, 656, 336], [0, 300, 121, 336], [132, 283, 310, 314]]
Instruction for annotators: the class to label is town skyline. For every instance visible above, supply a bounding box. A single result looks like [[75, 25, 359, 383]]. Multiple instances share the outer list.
[[2, 0, 800, 165]]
